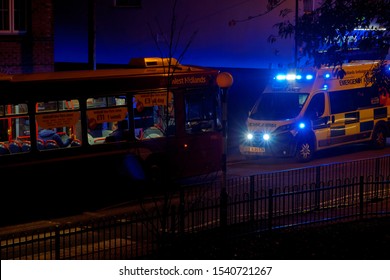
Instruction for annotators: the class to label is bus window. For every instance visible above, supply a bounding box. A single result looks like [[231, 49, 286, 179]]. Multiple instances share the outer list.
[[86, 95, 129, 144], [0, 103, 31, 155], [133, 91, 175, 139], [36, 99, 81, 150], [185, 90, 219, 133]]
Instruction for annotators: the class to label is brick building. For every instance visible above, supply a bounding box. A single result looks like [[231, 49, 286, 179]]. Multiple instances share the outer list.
[[0, 0, 54, 74]]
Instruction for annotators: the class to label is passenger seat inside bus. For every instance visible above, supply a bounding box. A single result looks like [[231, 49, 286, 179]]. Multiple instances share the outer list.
[[37, 139, 45, 150], [8, 141, 22, 153], [71, 139, 82, 147], [21, 141, 31, 152], [45, 140, 59, 149], [0, 142, 10, 155]]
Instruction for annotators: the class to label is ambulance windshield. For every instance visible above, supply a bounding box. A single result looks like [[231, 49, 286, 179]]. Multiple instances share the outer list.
[[250, 92, 309, 120]]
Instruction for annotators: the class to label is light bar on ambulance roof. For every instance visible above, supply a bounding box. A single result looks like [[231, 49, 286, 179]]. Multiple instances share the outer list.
[[321, 72, 332, 90], [274, 73, 314, 81]]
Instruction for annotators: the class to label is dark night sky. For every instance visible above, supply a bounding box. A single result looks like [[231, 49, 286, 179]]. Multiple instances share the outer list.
[[54, 0, 298, 69]]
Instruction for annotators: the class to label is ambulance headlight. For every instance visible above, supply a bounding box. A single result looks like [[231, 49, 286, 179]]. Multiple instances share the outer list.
[[246, 132, 254, 140], [263, 133, 270, 141]]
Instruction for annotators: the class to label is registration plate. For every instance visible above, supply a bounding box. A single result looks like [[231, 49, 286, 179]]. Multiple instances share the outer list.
[[247, 146, 265, 153]]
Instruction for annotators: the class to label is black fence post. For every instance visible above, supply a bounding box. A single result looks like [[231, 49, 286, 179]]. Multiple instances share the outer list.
[[359, 176, 364, 220], [179, 188, 185, 234], [170, 205, 176, 234], [315, 166, 321, 210], [55, 225, 60, 260], [220, 187, 228, 228], [268, 188, 273, 231], [250, 175, 255, 223], [374, 158, 380, 200]]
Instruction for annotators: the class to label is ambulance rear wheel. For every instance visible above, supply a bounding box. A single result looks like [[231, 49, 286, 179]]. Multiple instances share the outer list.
[[371, 125, 387, 149], [295, 138, 314, 163]]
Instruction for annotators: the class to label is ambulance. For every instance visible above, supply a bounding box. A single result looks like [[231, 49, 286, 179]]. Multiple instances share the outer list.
[[239, 60, 390, 162]]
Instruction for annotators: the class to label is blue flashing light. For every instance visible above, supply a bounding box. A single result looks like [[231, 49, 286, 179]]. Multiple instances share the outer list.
[[324, 73, 331, 79], [286, 74, 296, 80], [305, 74, 314, 80], [275, 74, 286, 80], [298, 122, 306, 129], [323, 84, 328, 90], [274, 73, 314, 82]]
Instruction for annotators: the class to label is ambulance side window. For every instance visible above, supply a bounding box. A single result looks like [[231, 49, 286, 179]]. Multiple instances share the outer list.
[[329, 89, 361, 114], [305, 92, 325, 119]]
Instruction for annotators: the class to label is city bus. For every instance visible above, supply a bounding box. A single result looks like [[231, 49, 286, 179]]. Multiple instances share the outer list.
[[0, 57, 225, 223]]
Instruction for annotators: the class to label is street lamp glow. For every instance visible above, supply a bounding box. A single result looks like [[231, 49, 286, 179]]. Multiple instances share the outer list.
[[216, 72, 234, 88]]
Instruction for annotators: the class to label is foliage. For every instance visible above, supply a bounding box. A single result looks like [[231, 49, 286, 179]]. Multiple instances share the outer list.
[[147, 0, 197, 66], [146, 0, 198, 136], [230, 0, 389, 95], [270, 0, 389, 68], [228, 0, 287, 27], [266, 0, 390, 91]]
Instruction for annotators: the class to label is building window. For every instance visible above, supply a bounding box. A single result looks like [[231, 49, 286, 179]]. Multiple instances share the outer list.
[[114, 0, 141, 8], [0, 0, 27, 34]]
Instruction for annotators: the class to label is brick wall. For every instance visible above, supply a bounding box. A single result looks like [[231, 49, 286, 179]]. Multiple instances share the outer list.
[[0, 0, 54, 74]]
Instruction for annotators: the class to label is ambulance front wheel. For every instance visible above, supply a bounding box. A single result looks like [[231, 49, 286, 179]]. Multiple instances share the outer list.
[[295, 138, 314, 163]]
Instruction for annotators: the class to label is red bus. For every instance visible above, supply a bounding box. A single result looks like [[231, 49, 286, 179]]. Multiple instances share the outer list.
[[0, 58, 226, 223]]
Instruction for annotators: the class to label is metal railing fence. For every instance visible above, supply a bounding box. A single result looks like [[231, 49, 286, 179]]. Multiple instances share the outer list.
[[1, 155, 390, 259]]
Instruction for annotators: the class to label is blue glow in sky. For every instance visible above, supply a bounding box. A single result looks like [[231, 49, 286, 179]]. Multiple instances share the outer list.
[[54, 0, 298, 69]]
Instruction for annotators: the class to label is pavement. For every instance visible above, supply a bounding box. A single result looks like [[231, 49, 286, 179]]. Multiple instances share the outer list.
[[0, 147, 245, 233]]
